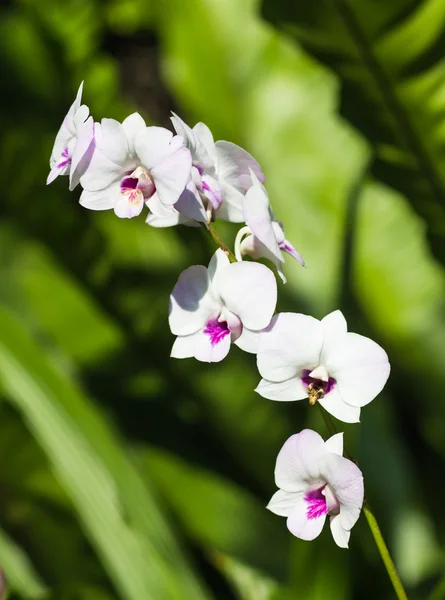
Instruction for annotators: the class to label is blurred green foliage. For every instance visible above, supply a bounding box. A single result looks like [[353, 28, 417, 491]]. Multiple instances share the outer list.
[[0, 0, 445, 598]]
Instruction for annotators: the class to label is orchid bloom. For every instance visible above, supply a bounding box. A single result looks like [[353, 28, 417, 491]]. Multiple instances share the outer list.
[[256, 310, 390, 423], [234, 170, 304, 283], [169, 249, 277, 362], [268, 429, 364, 548], [171, 113, 265, 223], [79, 113, 192, 219], [47, 82, 95, 190]]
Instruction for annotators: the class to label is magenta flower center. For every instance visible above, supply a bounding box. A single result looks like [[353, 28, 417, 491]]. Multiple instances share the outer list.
[[204, 318, 230, 346], [305, 487, 328, 520], [302, 369, 336, 405]]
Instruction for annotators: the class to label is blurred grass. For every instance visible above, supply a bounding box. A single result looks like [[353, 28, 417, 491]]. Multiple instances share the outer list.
[[0, 0, 445, 598]]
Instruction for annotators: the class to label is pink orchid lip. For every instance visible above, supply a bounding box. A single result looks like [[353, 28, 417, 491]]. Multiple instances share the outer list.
[[305, 484, 340, 520], [204, 318, 230, 346], [305, 487, 328, 520]]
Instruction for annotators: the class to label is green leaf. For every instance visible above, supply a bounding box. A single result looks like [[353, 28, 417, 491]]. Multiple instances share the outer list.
[[0, 305, 211, 600], [0, 526, 47, 599], [138, 446, 289, 579], [262, 0, 445, 264], [212, 552, 281, 600]]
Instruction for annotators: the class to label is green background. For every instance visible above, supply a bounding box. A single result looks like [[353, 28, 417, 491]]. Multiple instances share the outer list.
[[1, 0, 445, 598]]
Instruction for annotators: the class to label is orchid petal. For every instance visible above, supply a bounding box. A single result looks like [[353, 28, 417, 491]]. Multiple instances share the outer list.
[[146, 209, 197, 228], [135, 126, 174, 169], [255, 377, 307, 401], [215, 140, 265, 190], [215, 181, 245, 222], [208, 249, 230, 281], [193, 121, 217, 162], [170, 332, 200, 359], [122, 112, 146, 155], [325, 333, 390, 407], [80, 120, 135, 191], [150, 146, 192, 206], [282, 238, 305, 266], [234, 327, 261, 354], [330, 515, 351, 548], [243, 180, 281, 262], [146, 192, 178, 219], [321, 310, 347, 349], [318, 388, 361, 423], [287, 495, 327, 541], [169, 266, 220, 336], [274, 430, 326, 493], [267, 490, 301, 517], [79, 185, 118, 211], [323, 453, 364, 531], [171, 114, 215, 172], [175, 185, 207, 223], [257, 313, 323, 383], [69, 116, 95, 190], [324, 432, 344, 456], [214, 262, 277, 331]]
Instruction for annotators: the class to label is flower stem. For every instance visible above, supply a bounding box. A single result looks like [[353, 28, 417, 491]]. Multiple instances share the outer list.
[[202, 222, 237, 262], [364, 507, 409, 600], [317, 404, 409, 599]]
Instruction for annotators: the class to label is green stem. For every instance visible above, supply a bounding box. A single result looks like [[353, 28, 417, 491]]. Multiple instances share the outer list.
[[202, 222, 237, 262], [317, 404, 409, 599], [364, 507, 409, 600]]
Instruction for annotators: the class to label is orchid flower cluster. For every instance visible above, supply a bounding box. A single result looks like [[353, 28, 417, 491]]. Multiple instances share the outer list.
[[48, 83, 391, 551]]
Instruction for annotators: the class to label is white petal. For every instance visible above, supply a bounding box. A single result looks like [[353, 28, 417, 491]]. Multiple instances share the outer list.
[[171, 114, 215, 171], [146, 210, 197, 228], [49, 83, 83, 168], [135, 126, 174, 169], [318, 388, 361, 424], [80, 120, 134, 191], [325, 333, 390, 407], [193, 121, 216, 162], [79, 185, 118, 211], [255, 377, 307, 401], [320, 310, 348, 359], [215, 181, 245, 222], [69, 116, 95, 190], [175, 185, 207, 223], [323, 453, 364, 531], [257, 313, 323, 383], [147, 192, 178, 219], [150, 146, 192, 206], [169, 266, 220, 336], [330, 515, 351, 548], [170, 333, 200, 359], [243, 182, 281, 262], [267, 489, 302, 517], [287, 495, 327, 541], [122, 112, 146, 155], [234, 327, 261, 354], [208, 249, 230, 281], [194, 327, 231, 362], [274, 430, 327, 493], [324, 432, 344, 456], [215, 140, 265, 191], [214, 262, 277, 331]]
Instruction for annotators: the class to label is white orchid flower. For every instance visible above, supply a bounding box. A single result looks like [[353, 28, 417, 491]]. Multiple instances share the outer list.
[[256, 310, 390, 423]]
